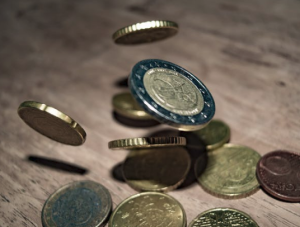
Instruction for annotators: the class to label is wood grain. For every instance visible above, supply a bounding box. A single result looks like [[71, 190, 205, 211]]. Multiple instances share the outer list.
[[1, 0, 300, 226]]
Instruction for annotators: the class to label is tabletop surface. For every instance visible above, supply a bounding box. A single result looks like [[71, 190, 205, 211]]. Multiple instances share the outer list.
[[1, 0, 300, 226]]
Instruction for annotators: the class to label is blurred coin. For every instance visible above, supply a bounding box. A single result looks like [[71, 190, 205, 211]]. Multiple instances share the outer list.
[[188, 207, 259, 227], [256, 150, 300, 202], [18, 101, 86, 145], [192, 119, 230, 151], [112, 92, 152, 120], [108, 136, 186, 150], [196, 144, 261, 198], [108, 192, 186, 227], [129, 59, 215, 131], [113, 20, 178, 44], [123, 147, 191, 192], [42, 181, 112, 227]]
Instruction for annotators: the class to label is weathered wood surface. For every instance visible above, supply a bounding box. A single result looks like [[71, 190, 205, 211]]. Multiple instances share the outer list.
[[0, 0, 300, 226]]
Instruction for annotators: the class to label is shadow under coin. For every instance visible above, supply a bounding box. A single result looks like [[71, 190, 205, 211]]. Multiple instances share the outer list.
[[27, 155, 88, 175], [111, 162, 126, 182], [113, 111, 160, 128], [114, 76, 129, 88]]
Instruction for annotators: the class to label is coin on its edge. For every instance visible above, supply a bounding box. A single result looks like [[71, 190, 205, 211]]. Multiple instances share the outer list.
[[108, 136, 186, 150], [18, 101, 86, 145], [109, 192, 186, 227], [42, 181, 112, 227], [112, 92, 152, 120], [129, 59, 215, 131], [192, 119, 230, 151], [112, 20, 178, 45], [196, 144, 261, 198], [188, 207, 259, 227], [123, 147, 191, 192], [256, 150, 300, 202]]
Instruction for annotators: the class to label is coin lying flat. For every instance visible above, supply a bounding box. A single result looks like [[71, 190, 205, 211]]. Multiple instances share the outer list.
[[196, 144, 261, 198], [123, 147, 191, 192], [113, 20, 178, 45], [129, 59, 215, 131], [188, 208, 259, 227], [18, 101, 86, 145], [112, 92, 152, 120], [256, 150, 300, 202], [42, 181, 112, 227], [108, 192, 186, 227], [191, 119, 230, 151], [108, 136, 186, 150]]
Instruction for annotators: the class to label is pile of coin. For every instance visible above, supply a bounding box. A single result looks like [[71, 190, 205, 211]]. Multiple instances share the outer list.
[[17, 20, 300, 227]]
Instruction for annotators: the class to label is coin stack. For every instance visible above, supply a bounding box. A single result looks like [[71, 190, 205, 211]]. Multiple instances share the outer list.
[[17, 20, 300, 227]]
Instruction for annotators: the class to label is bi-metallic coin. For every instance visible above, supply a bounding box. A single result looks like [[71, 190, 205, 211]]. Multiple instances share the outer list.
[[108, 136, 186, 150], [256, 150, 300, 202], [112, 20, 178, 45], [18, 101, 86, 145], [123, 147, 191, 192], [109, 192, 186, 227], [129, 59, 215, 131], [195, 144, 261, 198], [188, 207, 259, 227], [42, 181, 112, 227]]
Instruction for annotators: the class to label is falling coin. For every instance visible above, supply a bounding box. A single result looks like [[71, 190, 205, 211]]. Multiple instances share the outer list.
[[256, 150, 300, 202], [18, 101, 86, 145]]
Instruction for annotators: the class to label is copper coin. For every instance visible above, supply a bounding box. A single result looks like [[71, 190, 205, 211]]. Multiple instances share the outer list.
[[256, 150, 300, 202]]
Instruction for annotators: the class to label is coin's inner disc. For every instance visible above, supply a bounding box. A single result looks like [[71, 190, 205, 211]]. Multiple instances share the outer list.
[[143, 68, 204, 116]]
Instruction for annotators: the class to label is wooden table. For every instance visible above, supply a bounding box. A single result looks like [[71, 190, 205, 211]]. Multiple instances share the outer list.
[[1, 0, 299, 226]]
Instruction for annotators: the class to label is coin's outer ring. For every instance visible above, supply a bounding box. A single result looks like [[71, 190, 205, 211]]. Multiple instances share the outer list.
[[188, 207, 259, 227], [42, 180, 112, 227], [108, 192, 187, 227], [129, 59, 215, 131], [256, 150, 300, 202], [108, 136, 186, 150], [18, 101, 86, 145]]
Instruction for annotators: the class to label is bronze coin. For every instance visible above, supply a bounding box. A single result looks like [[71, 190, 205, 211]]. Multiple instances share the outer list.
[[256, 150, 300, 202]]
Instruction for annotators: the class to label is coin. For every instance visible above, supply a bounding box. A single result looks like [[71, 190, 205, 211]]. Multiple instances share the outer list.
[[191, 119, 230, 150], [112, 20, 178, 45], [112, 92, 152, 120], [108, 136, 186, 150], [123, 147, 191, 192], [108, 192, 186, 227], [129, 59, 215, 131], [42, 181, 112, 227], [188, 207, 259, 227], [195, 144, 261, 198], [256, 150, 300, 202], [18, 101, 86, 145]]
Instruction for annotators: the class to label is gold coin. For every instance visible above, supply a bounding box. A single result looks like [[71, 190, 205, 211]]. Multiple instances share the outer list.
[[112, 20, 178, 44], [112, 92, 152, 120], [108, 137, 186, 150], [188, 207, 259, 227], [195, 144, 261, 198], [108, 192, 186, 227], [123, 147, 191, 192], [192, 119, 230, 151], [18, 101, 86, 145]]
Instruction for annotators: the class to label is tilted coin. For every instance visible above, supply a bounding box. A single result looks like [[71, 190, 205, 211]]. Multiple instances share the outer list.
[[18, 101, 86, 145], [256, 150, 300, 202], [112, 92, 152, 120], [129, 59, 215, 131], [195, 144, 261, 198], [42, 181, 112, 227], [108, 136, 186, 150], [112, 20, 178, 45], [188, 207, 259, 227], [108, 192, 186, 227], [123, 147, 191, 192], [190, 119, 230, 151]]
